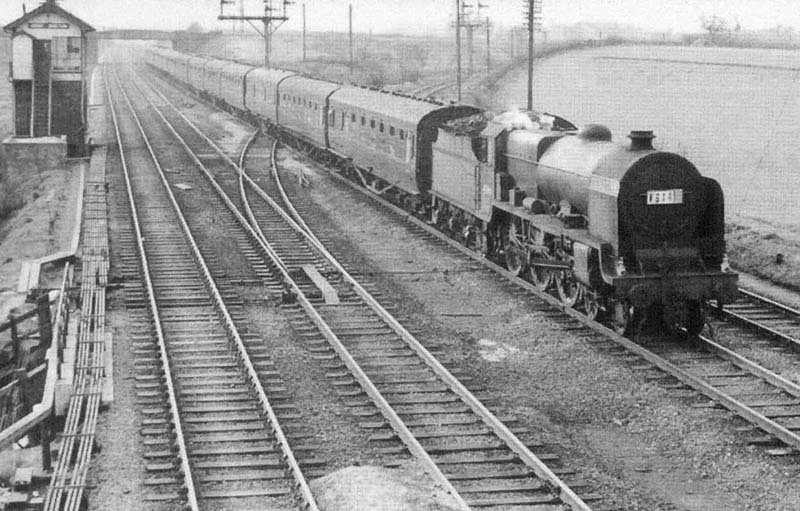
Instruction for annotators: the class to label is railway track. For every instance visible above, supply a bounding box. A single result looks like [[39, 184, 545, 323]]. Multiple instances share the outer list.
[[320, 154, 800, 453], [717, 289, 800, 349], [131, 64, 603, 510], [134, 59, 800, 507], [105, 64, 318, 510], [340, 156, 800, 451], [233, 112, 800, 459]]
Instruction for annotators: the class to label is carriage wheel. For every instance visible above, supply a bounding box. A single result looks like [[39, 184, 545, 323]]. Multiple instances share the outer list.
[[505, 245, 525, 276], [430, 207, 441, 226], [504, 221, 525, 276], [528, 254, 554, 292], [612, 301, 633, 336], [475, 231, 489, 258], [582, 287, 600, 321], [556, 270, 581, 308]]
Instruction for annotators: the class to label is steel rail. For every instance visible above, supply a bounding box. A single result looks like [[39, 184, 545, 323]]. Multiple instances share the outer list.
[[133, 70, 474, 511], [121, 66, 321, 511], [263, 141, 594, 511], [718, 289, 800, 349], [739, 288, 800, 317], [138, 69, 593, 511], [105, 66, 199, 511]]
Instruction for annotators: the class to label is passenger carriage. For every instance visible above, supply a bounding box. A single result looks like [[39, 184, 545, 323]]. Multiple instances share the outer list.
[[186, 56, 208, 93], [327, 86, 479, 197], [245, 67, 296, 125], [276, 76, 340, 149], [218, 61, 254, 112]]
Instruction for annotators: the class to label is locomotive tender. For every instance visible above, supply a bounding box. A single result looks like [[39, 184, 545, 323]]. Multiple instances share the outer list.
[[144, 47, 737, 335]]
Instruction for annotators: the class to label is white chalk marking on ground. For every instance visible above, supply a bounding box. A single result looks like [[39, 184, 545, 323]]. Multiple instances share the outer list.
[[478, 338, 520, 362]]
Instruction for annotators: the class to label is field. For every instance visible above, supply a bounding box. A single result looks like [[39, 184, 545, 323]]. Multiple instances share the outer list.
[[492, 44, 800, 228]]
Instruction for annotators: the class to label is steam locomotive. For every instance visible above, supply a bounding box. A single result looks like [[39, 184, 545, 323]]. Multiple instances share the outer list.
[[144, 47, 738, 335]]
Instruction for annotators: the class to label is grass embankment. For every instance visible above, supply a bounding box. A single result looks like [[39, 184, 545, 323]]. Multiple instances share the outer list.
[[726, 222, 800, 291], [0, 156, 25, 221]]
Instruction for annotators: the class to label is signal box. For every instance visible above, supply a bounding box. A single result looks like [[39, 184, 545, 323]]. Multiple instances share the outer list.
[[4, 0, 94, 155]]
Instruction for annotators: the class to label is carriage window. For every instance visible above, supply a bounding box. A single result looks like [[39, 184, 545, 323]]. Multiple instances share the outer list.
[[389, 126, 395, 136], [351, 113, 356, 123], [315, 103, 318, 111], [379, 122, 384, 133], [370, 119, 376, 129], [330, 110, 336, 126], [361, 116, 366, 126], [410, 134, 415, 158], [399, 129, 405, 139]]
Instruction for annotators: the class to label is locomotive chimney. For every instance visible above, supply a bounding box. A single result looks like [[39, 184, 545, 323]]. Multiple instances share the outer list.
[[628, 130, 655, 151]]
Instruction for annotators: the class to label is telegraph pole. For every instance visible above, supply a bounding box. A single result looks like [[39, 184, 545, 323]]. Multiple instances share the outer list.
[[454, 0, 488, 102], [527, 0, 534, 110], [455, 0, 462, 102], [349, 3, 354, 73], [219, 0, 290, 67], [302, 3, 307, 61], [466, 23, 474, 74], [485, 17, 491, 73], [524, 0, 542, 110]]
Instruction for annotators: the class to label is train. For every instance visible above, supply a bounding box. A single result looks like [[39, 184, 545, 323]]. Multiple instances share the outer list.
[[143, 46, 738, 336]]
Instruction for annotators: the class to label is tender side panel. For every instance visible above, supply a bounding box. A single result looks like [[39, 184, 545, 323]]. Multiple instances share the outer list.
[[431, 130, 492, 221]]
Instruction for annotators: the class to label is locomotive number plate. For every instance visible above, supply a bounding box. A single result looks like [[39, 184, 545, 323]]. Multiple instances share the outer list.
[[646, 189, 683, 205]]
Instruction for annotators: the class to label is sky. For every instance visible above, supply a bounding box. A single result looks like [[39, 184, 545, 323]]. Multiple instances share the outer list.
[[3, 0, 800, 34]]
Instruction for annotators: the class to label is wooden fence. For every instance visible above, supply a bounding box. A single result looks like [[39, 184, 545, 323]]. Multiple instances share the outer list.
[[0, 265, 73, 453]]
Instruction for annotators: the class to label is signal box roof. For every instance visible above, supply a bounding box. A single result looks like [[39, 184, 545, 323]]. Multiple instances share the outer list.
[[4, 0, 95, 34]]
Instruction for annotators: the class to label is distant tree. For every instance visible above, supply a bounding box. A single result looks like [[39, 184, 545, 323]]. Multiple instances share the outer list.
[[700, 15, 729, 44], [186, 22, 204, 33]]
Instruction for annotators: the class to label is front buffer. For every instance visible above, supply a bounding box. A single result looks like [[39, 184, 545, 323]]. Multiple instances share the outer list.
[[613, 268, 738, 335]]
